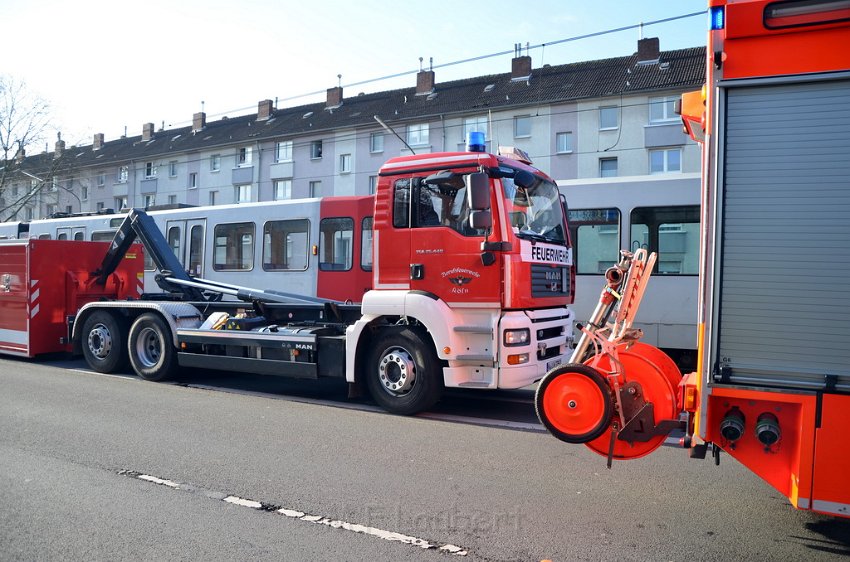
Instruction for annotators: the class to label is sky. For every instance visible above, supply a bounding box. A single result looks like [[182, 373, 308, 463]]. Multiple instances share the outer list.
[[2, 0, 708, 148]]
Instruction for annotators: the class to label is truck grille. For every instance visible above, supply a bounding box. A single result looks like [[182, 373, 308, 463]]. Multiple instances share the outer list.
[[531, 264, 569, 298]]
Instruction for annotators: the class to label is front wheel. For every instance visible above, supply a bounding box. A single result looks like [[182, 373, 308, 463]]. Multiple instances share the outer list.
[[365, 327, 443, 415], [535, 363, 613, 444], [81, 311, 128, 373], [128, 313, 178, 382]]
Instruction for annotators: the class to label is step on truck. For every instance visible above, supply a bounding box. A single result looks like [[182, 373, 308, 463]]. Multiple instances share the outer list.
[[65, 144, 575, 414]]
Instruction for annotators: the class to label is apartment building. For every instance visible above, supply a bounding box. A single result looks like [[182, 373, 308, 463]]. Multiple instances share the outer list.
[[2, 38, 704, 221]]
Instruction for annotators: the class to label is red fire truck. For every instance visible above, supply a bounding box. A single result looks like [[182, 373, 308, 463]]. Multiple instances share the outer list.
[[536, 0, 850, 518], [1, 145, 574, 415]]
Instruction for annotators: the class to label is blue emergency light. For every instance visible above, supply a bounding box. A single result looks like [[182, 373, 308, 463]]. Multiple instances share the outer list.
[[710, 6, 725, 30], [467, 131, 486, 153]]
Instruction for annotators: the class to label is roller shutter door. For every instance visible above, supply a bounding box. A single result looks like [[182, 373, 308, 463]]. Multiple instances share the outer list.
[[716, 78, 850, 392]]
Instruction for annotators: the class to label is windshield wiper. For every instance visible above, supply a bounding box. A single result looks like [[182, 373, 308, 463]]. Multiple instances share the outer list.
[[516, 230, 549, 242]]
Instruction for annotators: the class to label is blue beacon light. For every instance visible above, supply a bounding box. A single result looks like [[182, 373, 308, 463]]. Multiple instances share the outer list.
[[710, 6, 725, 30], [467, 131, 486, 152]]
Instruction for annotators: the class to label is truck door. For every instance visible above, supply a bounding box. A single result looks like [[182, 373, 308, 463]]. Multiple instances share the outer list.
[[165, 219, 206, 276], [405, 175, 500, 305]]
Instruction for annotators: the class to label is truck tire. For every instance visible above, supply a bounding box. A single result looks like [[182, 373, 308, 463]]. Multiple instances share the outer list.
[[366, 327, 443, 415], [535, 363, 613, 444], [128, 313, 178, 382], [81, 311, 129, 373]]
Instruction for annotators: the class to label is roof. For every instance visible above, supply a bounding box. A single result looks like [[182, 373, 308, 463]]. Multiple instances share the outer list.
[[13, 46, 706, 174]]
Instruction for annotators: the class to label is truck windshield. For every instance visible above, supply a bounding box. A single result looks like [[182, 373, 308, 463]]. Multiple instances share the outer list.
[[501, 173, 566, 244]]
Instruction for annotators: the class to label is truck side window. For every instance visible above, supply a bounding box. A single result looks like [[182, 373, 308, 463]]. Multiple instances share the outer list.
[[361, 217, 373, 271], [393, 179, 411, 228]]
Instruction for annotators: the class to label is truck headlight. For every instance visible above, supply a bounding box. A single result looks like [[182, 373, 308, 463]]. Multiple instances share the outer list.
[[504, 329, 530, 346]]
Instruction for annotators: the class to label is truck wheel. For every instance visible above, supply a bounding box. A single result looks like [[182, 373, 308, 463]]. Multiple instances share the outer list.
[[535, 363, 613, 444], [81, 311, 129, 373], [128, 313, 178, 382], [366, 327, 443, 415]]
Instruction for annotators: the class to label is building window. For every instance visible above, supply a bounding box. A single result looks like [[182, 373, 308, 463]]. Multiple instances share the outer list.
[[189, 173, 197, 189], [406, 123, 429, 147], [96, 202, 104, 212], [340, 153, 351, 174], [649, 148, 682, 174], [25, 207, 33, 221], [368, 175, 378, 195], [370, 132, 384, 153], [169, 160, 178, 177], [310, 140, 323, 159], [46, 204, 57, 217], [235, 184, 251, 204], [97, 174, 105, 187], [209, 191, 217, 206], [600, 158, 618, 177], [81, 185, 88, 200], [210, 154, 221, 172], [118, 166, 128, 183], [514, 115, 531, 138], [309, 181, 322, 198], [649, 95, 679, 123], [144, 194, 155, 209], [599, 106, 619, 130], [274, 179, 292, 200], [168, 195, 177, 205], [463, 116, 488, 141], [237, 147, 252, 167], [50, 177, 58, 191], [115, 196, 127, 210], [145, 162, 157, 178], [556, 132, 573, 154], [276, 141, 293, 162]]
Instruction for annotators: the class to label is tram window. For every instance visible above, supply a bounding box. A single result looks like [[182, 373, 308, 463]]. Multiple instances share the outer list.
[[57, 233, 68, 240], [262, 219, 309, 271], [38, 234, 51, 240], [167, 226, 181, 259], [361, 217, 373, 272], [189, 225, 204, 276], [74, 232, 84, 241], [567, 208, 621, 274], [319, 217, 353, 271], [213, 222, 254, 271], [630, 205, 699, 275], [91, 231, 115, 242]]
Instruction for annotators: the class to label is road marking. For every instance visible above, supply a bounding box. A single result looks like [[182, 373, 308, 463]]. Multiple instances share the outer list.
[[119, 470, 468, 556]]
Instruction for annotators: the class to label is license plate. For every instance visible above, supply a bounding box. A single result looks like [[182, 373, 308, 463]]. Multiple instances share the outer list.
[[546, 358, 563, 372]]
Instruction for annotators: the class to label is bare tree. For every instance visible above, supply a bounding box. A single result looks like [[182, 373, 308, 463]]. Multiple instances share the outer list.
[[0, 75, 56, 221]]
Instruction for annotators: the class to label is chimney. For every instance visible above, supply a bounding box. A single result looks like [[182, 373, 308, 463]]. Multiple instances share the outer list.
[[15, 146, 25, 163], [93, 133, 104, 151], [326, 86, 343, 108], [193, 112, 206, 132], [54, 132, 65, 159], [142, 122, 154, 141], [637, 37, 660, 63], [511, 55, 532, 80], [257, 99, 273, 121], [416, 70, 435, 95]]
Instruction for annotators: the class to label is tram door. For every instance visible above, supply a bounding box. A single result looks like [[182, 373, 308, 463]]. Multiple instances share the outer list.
[[165, 219, 206, 277]]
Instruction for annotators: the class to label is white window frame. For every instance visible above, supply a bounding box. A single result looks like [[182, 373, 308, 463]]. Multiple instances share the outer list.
[[189, 173, 198, 189], [81, 185, 88, 200], [97, 174, 105, 187], [599, 106, 619, 130], [115, 196, 128, 210], [513, 115, 532, 138], [168, 194, 177, 205], [144, 162, 157, 178], [209, 191, 217, 206], [274, 179, 292, 200], [340, 153, 351, 174], [370, 132, 384, 153], [210, 154, 221, 172], [309, 180, 321, 198], [649, 95, 679, 123], [119, 166, 128, 183], [144, 194, 155, 209], [237, 147, 252, 167], [276, 141, 293, 162], [556, 131, 573, 154], [406, 123, 429, 147], [368, 175, 378, 195], [310, 140, 323, 159], [235, 184, 252, 204], [600, 157, 618, 178], [649, 147, 682, 174], [169, 160, 178, 177]]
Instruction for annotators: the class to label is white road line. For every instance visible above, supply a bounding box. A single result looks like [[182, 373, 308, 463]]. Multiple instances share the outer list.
[[123, 470, 468, 556]]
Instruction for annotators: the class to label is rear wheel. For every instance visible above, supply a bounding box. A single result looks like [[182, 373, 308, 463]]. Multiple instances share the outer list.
[[81, 311, 128, 373], [366, 327, 443, 415], [128, 313, 178, 382], [535, 363, 613, 444]]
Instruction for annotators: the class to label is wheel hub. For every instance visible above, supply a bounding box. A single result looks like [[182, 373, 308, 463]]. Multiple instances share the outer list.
[[87, 324, 112, 359], [135, 327, 161, 368], [378, 348, 416, 395]]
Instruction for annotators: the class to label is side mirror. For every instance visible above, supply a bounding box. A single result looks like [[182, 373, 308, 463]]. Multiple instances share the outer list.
[[469, 210, 492, 230], [467, 172, 490, 211]]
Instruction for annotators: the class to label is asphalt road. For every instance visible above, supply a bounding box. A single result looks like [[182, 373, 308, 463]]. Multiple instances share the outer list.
[[1, 356, 848, 561]]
